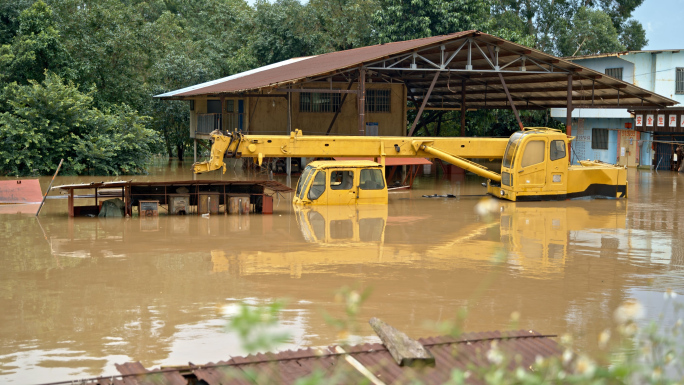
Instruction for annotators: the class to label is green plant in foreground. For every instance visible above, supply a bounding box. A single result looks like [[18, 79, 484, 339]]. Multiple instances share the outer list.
[[226, 299, 291, 354], [225, 290, 684, 384]]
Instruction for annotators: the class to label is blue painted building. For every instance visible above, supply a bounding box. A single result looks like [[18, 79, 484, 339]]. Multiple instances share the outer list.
[[551, 50, 684, 169]]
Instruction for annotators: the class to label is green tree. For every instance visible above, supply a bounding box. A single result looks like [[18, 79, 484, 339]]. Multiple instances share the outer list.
[[372, 0, 491, 43], [309, 0, 380, 52], [0, 72, 158, 176], [147, 53, 212, 160], [0, 0, 34, 45], [48, 0, 151, 108], [0, 0, 72, 85], [558, 6, 625, 57], [619, 18, 648, 51], [250, 0, 322, 66], [174, 0, 256, 76]]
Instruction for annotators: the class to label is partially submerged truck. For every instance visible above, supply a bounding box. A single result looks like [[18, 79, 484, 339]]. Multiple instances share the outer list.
[[193, 127, 627, 204]]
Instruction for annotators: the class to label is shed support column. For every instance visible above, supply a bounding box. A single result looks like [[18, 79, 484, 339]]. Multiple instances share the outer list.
[[220, 96, 226, 132], [567, 73, 573, 157], [358, 68, 366, 135], [287, 91, 292, 176], [497, 73, 523, 130], [487, 45, 522, 130], [326, 79, 355, 135], [68, 188, 74, 217], [460, 78, 466, 137], [408, 71, 440, 137]]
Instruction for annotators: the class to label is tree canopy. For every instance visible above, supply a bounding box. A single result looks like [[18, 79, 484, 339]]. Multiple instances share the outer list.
[[0, 0, 650, 175]]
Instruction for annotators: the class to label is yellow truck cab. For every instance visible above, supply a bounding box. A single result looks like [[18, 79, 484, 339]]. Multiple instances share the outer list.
[[293, 160, 388, 206], [487, 128, 627, 201]]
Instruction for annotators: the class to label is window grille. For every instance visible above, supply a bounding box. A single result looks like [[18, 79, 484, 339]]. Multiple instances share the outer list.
[[605, 67, 623, 80], [300, 92, 341, 113], [366, 89, 391, 113], [592, 129, 609, 150], [677, 68, 684, 94]]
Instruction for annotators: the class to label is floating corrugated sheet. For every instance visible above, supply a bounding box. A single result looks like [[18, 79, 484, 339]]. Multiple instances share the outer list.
[[65, 330, 560, 385]]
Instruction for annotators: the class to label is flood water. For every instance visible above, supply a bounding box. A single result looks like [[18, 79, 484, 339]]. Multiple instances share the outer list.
[[1, 161, 683, 384]]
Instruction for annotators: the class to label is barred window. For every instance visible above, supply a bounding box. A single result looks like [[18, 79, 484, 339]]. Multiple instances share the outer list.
[[366, 89, 391, 113], [677, 68, 684, 94], [592, 128, 609, 150], [300, 92, 341, 112], [605, 67, 623, 80]]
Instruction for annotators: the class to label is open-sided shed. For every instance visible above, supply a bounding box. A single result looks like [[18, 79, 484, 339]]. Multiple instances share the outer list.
[[156, 30, 677, 160]]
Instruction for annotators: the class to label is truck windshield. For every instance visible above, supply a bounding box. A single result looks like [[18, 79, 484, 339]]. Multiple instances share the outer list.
[[296, 166, 315, 199], [502, 131, 525, 168]]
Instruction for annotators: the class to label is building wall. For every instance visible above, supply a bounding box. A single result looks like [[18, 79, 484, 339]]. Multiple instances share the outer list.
[[567, 57, 635, 83], [621, 51, 684, 105], [640, 132, 653, 167], [551, 51, 684, 167], [192, 82, 407, 138], [557, 117, 643, 166]]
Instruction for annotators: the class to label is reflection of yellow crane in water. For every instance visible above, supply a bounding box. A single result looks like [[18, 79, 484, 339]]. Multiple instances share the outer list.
[[498, 203, 627, 276], [211, 203, 627, 277]]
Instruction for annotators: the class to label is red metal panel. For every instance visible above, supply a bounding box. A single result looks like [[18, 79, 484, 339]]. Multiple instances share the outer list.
[[262, 195, 273, 214], [0, 179, 43, 203]]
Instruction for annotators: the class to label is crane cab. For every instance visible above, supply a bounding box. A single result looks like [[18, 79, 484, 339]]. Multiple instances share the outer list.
[[487, 128, 627, 201], [293, 161, 388, 206]]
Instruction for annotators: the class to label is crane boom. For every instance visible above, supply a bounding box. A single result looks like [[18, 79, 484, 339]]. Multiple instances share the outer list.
[[193, 129, 509, 181]]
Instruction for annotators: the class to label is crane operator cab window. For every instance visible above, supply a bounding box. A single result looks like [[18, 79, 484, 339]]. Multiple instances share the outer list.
[[308, 171, 326, 200], [296, 166, 315, 199], [330, 170, 354, 190], [550, 140, 566, 161], [521, 140, 545, 168], [359, 169, 385, 190]]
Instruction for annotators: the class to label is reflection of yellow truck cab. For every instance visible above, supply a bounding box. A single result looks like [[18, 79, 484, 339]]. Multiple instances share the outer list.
[[295, 204, 387, 243], [293, 161, 387, 206], [194, 128, 628, 204]]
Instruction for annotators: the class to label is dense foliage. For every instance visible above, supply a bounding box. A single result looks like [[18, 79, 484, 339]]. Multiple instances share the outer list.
[[0, 72, 156, 176], [0, 0, 649, 175]]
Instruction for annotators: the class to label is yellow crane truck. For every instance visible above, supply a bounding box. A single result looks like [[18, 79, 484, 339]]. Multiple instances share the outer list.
[[193, 128, 627, 204]]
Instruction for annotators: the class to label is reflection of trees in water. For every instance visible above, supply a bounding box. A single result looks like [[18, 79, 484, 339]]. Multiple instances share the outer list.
[[0, 215, 257, 373], [2, 196, 684, 374]]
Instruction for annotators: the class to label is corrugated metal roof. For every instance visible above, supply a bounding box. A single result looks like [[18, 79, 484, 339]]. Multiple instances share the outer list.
[[156, 31, 474, 97], [154, 30, 677, 110], [67, 330, 560, 385], [566, 49, 682, 60], [50, 179, 293, 193], [155, 56, 315, 98]]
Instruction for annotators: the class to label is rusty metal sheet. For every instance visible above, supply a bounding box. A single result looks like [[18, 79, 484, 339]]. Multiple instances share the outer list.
[[155, 31, 676, 110], [0, 179, 43, 203], [114, 362, 187, 385], [161, 32, 474, 97], [44, 330, 560, 385]]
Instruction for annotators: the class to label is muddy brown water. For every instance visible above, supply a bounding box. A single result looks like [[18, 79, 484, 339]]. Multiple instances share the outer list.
[[1, 161, 683, 384]]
